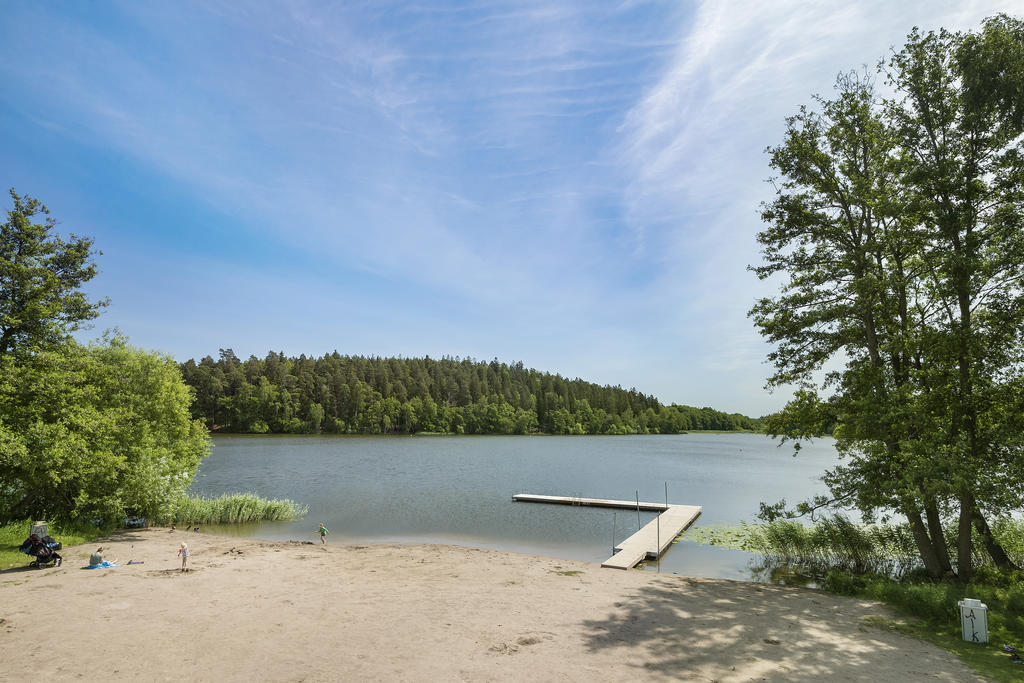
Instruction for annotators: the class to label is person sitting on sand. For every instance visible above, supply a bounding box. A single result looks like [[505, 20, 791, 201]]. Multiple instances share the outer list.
[[177, 542, 189, 572], [86, 547, 117, 568], [318, 523, 329, 545]]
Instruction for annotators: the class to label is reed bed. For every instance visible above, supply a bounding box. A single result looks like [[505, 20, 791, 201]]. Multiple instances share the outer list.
[[748, 515, 920, 577], [692, 514, 1024, 579], [157, 493, 308, 525]]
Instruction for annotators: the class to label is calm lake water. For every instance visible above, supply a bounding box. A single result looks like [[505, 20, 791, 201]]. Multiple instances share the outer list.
[[192, 433, 840, 581]]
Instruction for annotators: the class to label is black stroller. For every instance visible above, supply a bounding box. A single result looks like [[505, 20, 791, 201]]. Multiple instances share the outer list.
[[19, 534, 62, 568]]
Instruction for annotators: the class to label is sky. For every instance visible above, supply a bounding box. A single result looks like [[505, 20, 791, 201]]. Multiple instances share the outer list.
[[0, 0, 1016, 416]]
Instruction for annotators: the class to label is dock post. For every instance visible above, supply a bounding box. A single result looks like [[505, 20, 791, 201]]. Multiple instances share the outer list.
[[657, 508, 660, 573], [636, 491, 640, 530], [612, 511, 616, 554], [661, 481, 667, 574]]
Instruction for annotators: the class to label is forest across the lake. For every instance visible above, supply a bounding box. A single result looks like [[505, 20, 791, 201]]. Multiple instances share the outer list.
[[181, 350, 762, 435]]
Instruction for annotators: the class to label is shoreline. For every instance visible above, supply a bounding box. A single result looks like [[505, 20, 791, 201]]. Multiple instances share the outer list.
[[0, 527, 977, 681], [208, 430, 772, 437]]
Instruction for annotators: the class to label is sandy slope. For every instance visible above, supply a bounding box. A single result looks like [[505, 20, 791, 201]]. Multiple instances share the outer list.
[[0, 528, 978, 682]]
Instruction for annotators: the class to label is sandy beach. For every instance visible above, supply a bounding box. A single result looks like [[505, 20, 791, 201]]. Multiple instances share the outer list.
[[0, 528, 977, 682]]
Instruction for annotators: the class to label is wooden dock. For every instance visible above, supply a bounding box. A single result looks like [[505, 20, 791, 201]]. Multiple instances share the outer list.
[[512, 493, 702, 570], [601, 504, 702, 569], [512, 493, 669, 512]]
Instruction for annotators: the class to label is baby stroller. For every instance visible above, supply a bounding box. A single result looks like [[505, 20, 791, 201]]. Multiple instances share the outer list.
[[19, 534, 62, 568]]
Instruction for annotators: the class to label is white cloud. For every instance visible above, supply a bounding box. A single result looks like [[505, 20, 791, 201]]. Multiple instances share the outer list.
[[5, 0, 1016, 415], [612, 0, 1014, 413]]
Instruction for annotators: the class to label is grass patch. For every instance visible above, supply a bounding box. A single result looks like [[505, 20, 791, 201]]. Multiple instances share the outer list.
[[862, 615, 1021, 681], [0, 520, 103, 570], [157, 493, 308, 525], [825, 570, 1024, 642]]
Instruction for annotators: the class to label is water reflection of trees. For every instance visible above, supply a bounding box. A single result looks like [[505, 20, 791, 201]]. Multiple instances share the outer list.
[[747, 558, 824, 588]]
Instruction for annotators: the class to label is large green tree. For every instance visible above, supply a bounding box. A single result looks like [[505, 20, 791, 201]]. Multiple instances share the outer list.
[[752, 15, 1024, 580], [0, 191, 210, 524], [885, 16, 1024, 580], [0, 190, 108, 357], [0, 336, 210, 524], [751, 70, 953, 575]]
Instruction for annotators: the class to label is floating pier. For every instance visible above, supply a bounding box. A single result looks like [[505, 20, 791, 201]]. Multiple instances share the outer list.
[[512, 493, 702, 570], [511, 493, 668, 512], [600, 504, 702, 569]]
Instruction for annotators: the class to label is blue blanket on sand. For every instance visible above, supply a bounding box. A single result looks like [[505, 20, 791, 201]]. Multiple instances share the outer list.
[[84, 561, 119, 569]]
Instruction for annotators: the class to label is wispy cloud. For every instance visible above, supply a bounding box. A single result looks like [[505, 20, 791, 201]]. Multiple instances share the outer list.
[[0, 0, 1014, 414], [611, 0, 1011, 409]]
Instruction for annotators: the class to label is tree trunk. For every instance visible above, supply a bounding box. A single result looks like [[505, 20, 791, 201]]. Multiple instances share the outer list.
[[972, 507, 1018, 571], [904, 501, 946, 578], [958, 490, 975, 582], [924, 497, 954, 575]]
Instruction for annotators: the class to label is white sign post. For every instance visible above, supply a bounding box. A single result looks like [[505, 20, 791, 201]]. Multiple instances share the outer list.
[[958, 598, 988, 643]]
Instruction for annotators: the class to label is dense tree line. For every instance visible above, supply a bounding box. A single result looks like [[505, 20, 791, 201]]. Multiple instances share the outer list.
[[180, 350, 760, 435]]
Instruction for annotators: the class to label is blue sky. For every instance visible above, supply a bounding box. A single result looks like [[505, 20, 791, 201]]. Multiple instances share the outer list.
[[0, 1, 1013, 416]]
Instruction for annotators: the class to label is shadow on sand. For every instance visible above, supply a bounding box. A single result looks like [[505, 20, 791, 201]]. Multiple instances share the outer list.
[[580, 575, 971, 681]]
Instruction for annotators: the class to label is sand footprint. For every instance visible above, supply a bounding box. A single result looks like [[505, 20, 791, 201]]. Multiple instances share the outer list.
[[488, 632, 554, 655]]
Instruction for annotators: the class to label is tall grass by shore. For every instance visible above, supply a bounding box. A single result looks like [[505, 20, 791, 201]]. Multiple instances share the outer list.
[[691, 515, 1024, 579], [158, 493, 308, 525]]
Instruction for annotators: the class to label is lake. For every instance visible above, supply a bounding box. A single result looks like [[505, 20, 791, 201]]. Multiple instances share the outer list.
[[192, 433, 840, 581]]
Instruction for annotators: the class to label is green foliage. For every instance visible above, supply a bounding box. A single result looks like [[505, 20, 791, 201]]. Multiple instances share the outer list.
[[180, 350, 763, 436], [0, 336, 211, 525], [0, 191, 212, 527], [0, 190, 108, 357], [156, 493, 307, 525], [992, 519, 1024, 563]]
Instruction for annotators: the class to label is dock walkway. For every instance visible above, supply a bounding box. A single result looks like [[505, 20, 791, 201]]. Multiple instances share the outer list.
[[511, 493, 668, 512], [600, 504, 702, 569], [512, 493, 701, 570]]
